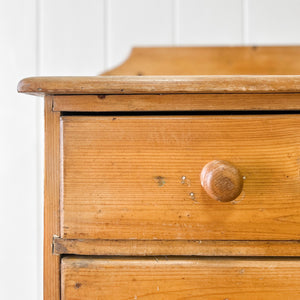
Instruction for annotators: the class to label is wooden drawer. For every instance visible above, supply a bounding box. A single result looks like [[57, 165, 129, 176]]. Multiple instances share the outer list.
[[61, 114, 300, 240], [61, 257, 300, 299]]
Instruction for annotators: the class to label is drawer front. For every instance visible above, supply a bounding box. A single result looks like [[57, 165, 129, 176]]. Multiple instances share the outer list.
[[61, 115, 300, 240], [61, 257, 300, 299]]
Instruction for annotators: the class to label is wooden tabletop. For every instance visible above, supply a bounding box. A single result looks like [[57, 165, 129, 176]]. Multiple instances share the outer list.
[[18, 75, 300, 96]]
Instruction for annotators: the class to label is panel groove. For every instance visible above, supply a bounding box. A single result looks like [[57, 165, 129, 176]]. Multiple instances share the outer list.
[[242, 0, 249, 45]]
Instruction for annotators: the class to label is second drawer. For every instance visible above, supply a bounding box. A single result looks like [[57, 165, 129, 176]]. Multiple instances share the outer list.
[[61, 257, 300, 299]]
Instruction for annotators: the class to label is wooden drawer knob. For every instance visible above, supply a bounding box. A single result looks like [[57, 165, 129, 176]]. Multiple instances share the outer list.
[[200, 160, 243, 202]]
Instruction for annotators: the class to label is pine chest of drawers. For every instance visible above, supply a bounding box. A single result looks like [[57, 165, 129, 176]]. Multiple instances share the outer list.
[[19, 47, 300, 299]]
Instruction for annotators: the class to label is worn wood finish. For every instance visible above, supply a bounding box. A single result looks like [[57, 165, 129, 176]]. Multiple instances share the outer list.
[[17, 75, 300, 96], [21, 47, 300, 299], [44, 96, 60, 300], [103, 46, 300, 76], [53, 93, 300, 112], [200, 160, 244, 202], [54, 238, 300, 257], [61, 257, 300, 300], [61, 115, 300, 240]]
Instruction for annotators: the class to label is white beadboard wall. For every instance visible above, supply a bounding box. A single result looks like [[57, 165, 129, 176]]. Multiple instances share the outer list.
[[1, 0, 300, 299]]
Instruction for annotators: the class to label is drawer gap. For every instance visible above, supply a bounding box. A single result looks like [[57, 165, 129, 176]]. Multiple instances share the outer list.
[[61, 110, 300, 116]]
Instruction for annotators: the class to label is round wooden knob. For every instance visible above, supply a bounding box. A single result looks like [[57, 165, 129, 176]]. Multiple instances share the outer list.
[[200, 160, 243, 202]]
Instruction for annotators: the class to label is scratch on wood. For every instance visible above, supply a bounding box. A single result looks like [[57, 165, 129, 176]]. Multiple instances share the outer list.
[[154, 176, 165, 187], [74, 282, 82, 289], [181, 175, 191, 186], [190, 192, 199, 203]]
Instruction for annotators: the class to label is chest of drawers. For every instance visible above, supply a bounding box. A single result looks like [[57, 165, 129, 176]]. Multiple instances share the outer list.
[[19, 46, 300, 299]]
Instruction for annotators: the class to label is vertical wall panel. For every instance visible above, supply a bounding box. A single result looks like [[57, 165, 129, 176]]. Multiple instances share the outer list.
[[178, 0, 243, 45], [40, 0, 105, 75], [248, 0, 300, 44], [107, 0, 173, 69], [0, 0, 39, 299]]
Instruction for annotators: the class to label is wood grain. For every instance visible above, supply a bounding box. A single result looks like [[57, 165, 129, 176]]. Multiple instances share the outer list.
[[17, 75, 300, 96], [61, 257, 300, 300], [61, 115, 300, 240], [53, 93, 300, 112], [54, 238, 300, 257], [44, 96, 61, 300], [103, 46, 300, 76]]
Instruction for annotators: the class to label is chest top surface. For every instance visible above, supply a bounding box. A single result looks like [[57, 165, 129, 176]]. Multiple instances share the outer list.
[[18, 46, 300, 99]]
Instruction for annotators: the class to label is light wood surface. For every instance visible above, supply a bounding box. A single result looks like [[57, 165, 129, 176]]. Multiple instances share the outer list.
[[61, 115, 300, 240], [44, 96, 60, 300], [27, 47, 300, 299], [17, 75, 300, 96], [53, 93, 300, 112], [103, 46, 300, 76], [61, 257, 300, 300], [54, 238, 300, 257]]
